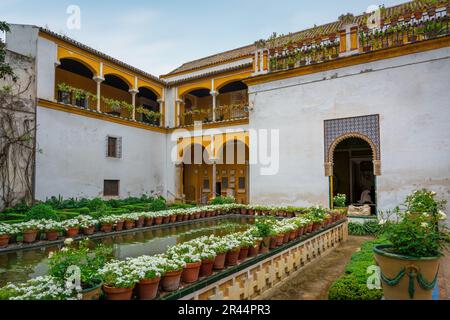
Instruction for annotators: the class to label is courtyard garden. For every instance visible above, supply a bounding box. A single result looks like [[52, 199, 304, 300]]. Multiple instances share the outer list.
[[0, 190, 448, 301]]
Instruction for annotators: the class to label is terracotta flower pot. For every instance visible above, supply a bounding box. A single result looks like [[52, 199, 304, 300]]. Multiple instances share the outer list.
[[289, 230, 297, 241], [260, 237, 271, 254], [160, 269, 182, 292], [124, 220, 135, 230], [269, 237, 278, 249], [101, 223, 113, 233], [145, 217, 154, 227], [307, 223, 313, 233], [170, 215, 177, 223], [312, 222, 321, 232], [200, 212, 206, 218], [103, 285, 134, 300], [82, 281, 103, 300], [194, 213, 201, 220], [137, 277, 160, 300], [23, 230, 38, 243], [282, 233, 290, 244], [45, 231, 59, 241], [66, 227, 79, 238], [0, 234, 10, 248], [183, 215, 189, 221], [238, 247, 250, 261], [163, 216, 171, 224], [248, 243, 260, 257], [213, 252, 227, 270], [136, 217, 145, 228], [248, 210, 255, 216], [155, 217, 163, 225], [298, 227, 305, 237], [374, 245, 440, 300], [83, 226, 95, 236], [115, 221, 124, 231], [276, 235, 284, 247], [241, 208, 247, 215], [200, 258, 215, 277], [176, 215, 184, 222], [182, 261, 202, 283], [226, 249, 240, 266]]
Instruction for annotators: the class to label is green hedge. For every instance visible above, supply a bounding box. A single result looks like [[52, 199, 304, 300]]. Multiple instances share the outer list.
[[328, 238, 388, 300], [0, 213, 26, 221], [348, 221, 383, 236]]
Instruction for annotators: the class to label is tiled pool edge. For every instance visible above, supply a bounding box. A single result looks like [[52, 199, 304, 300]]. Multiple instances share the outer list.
[[160, 220, 348, 300]]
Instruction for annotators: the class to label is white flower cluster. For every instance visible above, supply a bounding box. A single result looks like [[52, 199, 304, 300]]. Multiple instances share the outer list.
[[4, 276, 81, 300]]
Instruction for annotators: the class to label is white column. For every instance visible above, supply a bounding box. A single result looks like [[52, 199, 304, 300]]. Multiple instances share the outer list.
[[129, 89, 139, 121], [212, 160, 217, 198], [176, 99, 183, 127], [157, 99, 165, 127], [93, 76, 104, 112], [210, 90, 218, 122]]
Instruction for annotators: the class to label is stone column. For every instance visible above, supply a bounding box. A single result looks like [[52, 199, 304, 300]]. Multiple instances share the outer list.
[[210, 90, 218, 122], [129, 89, 139, 121], [212, 159, 217, 198], [157, 99, 165, 127], [175, 163, 183, 199], [176, 99, 184, 127], [93, 76, 104, 112]]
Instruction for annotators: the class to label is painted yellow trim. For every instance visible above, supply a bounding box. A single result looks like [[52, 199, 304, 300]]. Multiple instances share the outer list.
[[168, 118, 249, 133], [160, 54, 254, 79], [245, 36, 450, 86], [214, 71, 253, 91], [137, 79, 163, 98], [102, 65, 135, 88], [178, 79, 212, 98], [38, 99, 168, 134], [40, 32, 164, 93], [57, 47, 100, 76]]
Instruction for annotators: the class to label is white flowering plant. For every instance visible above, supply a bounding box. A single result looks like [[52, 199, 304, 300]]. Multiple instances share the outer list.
[[166, 243, 202, 264], [61, 219, 80, 230], [77, 216, 98, 229], [98, 260, 140, 288], [385, 189, 450, 258], [0, 276, 81, 300], [127, 256, 165, 280], [0, 223, 12, 236]]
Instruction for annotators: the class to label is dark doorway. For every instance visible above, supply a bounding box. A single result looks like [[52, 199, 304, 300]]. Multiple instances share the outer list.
[[333, 137, 376, 215], [216, 182, 222, 197]]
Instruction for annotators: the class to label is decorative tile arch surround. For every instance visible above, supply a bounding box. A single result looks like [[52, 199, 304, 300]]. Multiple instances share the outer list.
[[324, 115, 381, 177]]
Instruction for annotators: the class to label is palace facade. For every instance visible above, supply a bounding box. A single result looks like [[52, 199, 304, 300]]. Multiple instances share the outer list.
[[2, 1, 450, 218]]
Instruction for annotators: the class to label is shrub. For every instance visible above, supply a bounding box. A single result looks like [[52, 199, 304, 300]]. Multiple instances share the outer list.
[[334, 194, 347, 208], [348, 221, 383, 236], [147, 197, 167, 212], [26, 204, 59, 221], [87, 198, 107, 212], [209, 196, 236, 205], [328, 238, 388, 300], [0, 213, 26, 221]]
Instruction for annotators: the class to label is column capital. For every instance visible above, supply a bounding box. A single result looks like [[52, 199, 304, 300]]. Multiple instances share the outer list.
[[93, 76, 105, 83], [129, 89, 139, 95], [176, 99, 185, 104], [210, 90, 219, 97], [157, 99, 165, 104]]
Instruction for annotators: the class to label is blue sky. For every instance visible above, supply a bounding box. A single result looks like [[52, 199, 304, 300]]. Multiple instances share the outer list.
[[1, 0, 405, 75]]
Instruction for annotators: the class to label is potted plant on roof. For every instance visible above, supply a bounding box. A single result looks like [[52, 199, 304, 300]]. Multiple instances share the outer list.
[[49, 239, 112, 300], [374, 189, 449, 300], [99, 260, 139, 300]]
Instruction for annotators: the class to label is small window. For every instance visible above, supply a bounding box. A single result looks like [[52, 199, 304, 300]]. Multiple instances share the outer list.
[[238, 177, 246, 189], [203, 179, 210, 190], [222, 177, 229, 189], [106, 136, 122, 158], [104, 180, 119, 196]]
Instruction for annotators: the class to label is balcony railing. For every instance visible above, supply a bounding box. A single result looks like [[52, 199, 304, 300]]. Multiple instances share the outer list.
[[268, 9, 450, 73], [181, 103, 249, 127], [56, 85, 162, 127]]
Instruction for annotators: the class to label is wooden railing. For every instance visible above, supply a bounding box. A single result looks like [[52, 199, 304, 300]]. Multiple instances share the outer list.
[[181, 103, 249, 127]]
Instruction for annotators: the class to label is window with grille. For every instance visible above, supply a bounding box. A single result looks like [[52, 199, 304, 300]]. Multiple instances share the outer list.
[[106, 136, 122, 158], [104, 180, 120, 196], [222, 177, 229, 189], [238, 177, 246, 189], [203, 179, 210, 190]]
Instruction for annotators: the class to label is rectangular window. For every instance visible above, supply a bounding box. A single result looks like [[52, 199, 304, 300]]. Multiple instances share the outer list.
[[104, 180, 120, 196], [238, 177, 246, 189], [106, 136, 122, 158], [222, 177, 229, 189], [203, 179, 210, 190]]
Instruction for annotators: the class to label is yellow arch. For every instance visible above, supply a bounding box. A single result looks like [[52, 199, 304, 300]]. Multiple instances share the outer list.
[[103, 65, 134, 88], [213, 132, 249, 160], [214, 72, 252, 92], [57, 47, 100, 76], [178, 80, 212, 99], [177, 137, 213, 163], [137, 79, 163, 98]]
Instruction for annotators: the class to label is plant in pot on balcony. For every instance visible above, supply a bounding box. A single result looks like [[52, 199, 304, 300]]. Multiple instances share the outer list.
[[128, 255, 165, 300], [334, 193, 347, 212], [99, 259, 140, 300], [48, 239, 112, 300], [417, 20, 445, 39], [252, 217, 275, 254], [72, 88, 90, 109], [57, 83, 72, 104], [374, 189, 449, 300]]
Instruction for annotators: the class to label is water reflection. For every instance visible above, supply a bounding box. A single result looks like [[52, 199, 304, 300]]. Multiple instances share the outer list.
[[0, 217, 253, 287]]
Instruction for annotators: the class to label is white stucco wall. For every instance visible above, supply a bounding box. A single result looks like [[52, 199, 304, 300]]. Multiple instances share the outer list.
[[36, 37, 57, 101], [248, 47, 450, 217], [35, 106, 166, 200]]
